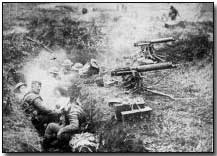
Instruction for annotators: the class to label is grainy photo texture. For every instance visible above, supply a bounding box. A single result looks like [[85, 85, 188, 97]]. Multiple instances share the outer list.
[[2, 3, 214, 152]]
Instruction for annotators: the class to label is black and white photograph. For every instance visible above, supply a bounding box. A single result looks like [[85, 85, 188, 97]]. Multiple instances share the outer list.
[[2, 2, 214, 152]]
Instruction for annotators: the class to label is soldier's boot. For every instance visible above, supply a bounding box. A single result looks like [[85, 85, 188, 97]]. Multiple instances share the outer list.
[[41, 138, 49, 152], [41, 137, 58, 152]]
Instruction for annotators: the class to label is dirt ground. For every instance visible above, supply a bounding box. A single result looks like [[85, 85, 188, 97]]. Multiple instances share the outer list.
[[2, 3, 213, 152]]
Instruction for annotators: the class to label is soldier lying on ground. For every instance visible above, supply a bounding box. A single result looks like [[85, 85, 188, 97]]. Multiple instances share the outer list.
[[79, 59, 100, 77], [22, 81, 59, 135], [42, 87, 86, 151]]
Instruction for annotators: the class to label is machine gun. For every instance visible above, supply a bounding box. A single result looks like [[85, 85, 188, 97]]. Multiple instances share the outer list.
[[111, 62, 176, 76], [111, 62, 177, 95], [134, 37, 175, 62]]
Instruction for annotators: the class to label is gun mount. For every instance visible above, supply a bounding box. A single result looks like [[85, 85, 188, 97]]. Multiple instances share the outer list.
[[111, 62, 177, 94]]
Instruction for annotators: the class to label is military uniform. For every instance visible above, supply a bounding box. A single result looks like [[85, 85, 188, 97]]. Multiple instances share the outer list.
[[43, 102, 86, 150], [169, 6, 179, 21], [22, 91, 59, 135]]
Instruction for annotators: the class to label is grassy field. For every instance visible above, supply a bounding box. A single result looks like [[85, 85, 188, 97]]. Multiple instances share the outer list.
[[2, 3, 213, 152], [80, 59, 213, 152]]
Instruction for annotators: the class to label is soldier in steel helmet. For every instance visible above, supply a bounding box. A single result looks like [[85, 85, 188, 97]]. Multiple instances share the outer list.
[[14, 82, 28, 101], [61, 59, 73, 75]]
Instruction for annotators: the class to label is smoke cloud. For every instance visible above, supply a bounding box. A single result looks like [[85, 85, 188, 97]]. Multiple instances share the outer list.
[[21, 49, 74, 109], [97, 3, 212, 69]]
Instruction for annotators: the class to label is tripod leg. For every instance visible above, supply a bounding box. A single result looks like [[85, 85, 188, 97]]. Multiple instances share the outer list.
[[145, 88, 175, 99]]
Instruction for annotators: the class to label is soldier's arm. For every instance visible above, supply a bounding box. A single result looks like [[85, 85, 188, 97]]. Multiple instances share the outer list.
[[57, 113, 79, 137], [33, 98, 56, 114]]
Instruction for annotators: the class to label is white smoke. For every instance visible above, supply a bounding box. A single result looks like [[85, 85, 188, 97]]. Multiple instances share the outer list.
[[21, 49, 74, 109], [97, 3, 212, 69]]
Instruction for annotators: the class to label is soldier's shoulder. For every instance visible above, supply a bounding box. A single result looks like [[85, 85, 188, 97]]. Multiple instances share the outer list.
[[71, 104, 85, 115], [23, 92, 42, 101]]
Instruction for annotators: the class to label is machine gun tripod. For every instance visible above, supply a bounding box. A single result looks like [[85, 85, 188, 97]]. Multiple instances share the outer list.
[[134, 37, 175, 63], [111, 62, 178, 97]]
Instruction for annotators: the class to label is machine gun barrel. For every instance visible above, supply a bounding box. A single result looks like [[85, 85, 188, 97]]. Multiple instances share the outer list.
[[134, 37, 175, 47], [111, 62, 177, 76]]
